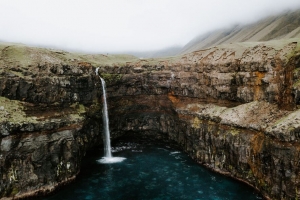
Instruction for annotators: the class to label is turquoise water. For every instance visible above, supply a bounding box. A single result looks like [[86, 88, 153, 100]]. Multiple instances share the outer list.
[[45, 139, 262, 200]]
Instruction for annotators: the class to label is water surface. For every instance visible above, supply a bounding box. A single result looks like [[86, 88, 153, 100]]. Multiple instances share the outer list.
[[45, 139, 262, 200]]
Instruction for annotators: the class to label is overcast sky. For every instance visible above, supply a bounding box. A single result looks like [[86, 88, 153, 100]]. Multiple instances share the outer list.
[[0, 0, 300, 53]]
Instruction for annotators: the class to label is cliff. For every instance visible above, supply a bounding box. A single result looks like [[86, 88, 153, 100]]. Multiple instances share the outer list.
[[0, 38, 300, 199]]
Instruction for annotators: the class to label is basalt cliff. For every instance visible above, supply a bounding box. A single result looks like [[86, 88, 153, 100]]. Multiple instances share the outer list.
[[0, 38, 300, 200]]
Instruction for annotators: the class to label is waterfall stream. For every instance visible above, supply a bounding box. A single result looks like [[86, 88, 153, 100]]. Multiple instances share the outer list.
[[95, 67, 126, 164], [100, 77, 112, 158]]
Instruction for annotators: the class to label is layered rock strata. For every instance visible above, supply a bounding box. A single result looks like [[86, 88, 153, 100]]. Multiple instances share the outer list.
[[0, 38, 300, 199]]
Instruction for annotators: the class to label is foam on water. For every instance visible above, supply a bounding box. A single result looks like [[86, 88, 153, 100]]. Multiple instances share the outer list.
[[170, 151, 180, 155], [97, 157, 126, 164]]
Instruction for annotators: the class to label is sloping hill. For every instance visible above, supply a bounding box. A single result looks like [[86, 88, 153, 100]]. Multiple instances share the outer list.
[[181, 9, 300, 54]]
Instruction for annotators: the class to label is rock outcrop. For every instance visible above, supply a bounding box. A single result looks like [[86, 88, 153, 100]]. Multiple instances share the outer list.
[[106, 38, 300, 199], [0, 44, 137, 198], [0, 38, 300, 199]]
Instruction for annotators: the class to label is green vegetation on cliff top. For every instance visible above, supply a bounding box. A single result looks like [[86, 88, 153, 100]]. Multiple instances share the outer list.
[[0, 38, 299, 74], [0, 42, 138, 68]]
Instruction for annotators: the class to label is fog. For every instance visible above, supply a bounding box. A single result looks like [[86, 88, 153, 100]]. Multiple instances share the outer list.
[[0, 0, 300, 53]]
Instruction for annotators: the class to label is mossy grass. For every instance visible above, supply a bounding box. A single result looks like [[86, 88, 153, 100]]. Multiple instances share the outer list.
[[100, 73, 123, 85], [0, 96, 37, 124], [0, 42, 138, 68]]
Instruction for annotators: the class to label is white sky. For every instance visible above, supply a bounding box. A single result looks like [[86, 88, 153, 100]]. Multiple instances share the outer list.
[[0, 0, 300, 53]]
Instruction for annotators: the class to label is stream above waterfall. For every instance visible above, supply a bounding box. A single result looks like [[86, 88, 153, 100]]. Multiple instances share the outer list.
[[45, 138, 263, 200]]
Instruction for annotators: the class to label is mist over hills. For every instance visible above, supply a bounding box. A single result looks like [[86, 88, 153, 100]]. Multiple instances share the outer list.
[[76, 8, 300, 59], [131, 9, 300, 58], [0, 8, 299, 59], [180, 9, 300, 54]]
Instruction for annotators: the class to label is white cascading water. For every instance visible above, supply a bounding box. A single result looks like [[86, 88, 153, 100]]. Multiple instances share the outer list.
[[100, 76, 112, 158], [95, 67, 126, 164]]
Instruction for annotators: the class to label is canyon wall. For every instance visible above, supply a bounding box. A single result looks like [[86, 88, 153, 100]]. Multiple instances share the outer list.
[[105, 39, 300, 200], [0, 39, 300, 199]]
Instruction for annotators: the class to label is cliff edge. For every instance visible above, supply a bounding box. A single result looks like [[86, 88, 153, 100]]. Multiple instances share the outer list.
[[0, 38, 300, 199]]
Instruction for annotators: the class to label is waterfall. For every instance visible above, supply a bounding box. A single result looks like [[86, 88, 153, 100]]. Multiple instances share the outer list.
[[100, 77, 112, 158], [95, 67, 126, 164]]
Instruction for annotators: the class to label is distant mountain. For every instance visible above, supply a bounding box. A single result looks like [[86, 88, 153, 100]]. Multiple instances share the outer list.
[[181, 9, 300, 54]]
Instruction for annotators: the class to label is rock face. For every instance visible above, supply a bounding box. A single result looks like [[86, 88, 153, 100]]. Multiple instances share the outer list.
[[0, 44, 137, 198], [0, 66, 104, 197], [106, 39, 300, 200], [0, 38, 300, 199]]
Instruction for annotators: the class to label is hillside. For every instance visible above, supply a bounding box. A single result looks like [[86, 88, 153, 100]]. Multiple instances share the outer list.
[[181, 9, 300, 54]]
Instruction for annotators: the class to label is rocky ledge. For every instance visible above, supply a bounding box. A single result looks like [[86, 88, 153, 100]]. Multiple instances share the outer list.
[[0, 38, 300, 199]]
